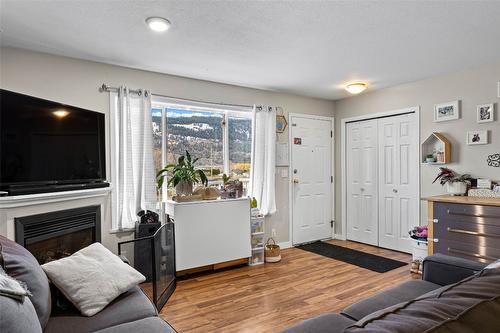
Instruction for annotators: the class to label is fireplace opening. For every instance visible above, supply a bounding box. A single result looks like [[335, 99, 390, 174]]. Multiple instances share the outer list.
[[15, 206, 101, 264]]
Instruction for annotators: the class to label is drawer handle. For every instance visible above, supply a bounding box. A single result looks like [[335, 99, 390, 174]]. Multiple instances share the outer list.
[[447, 247, 496, 261], [447, 209, 500, 219], [433, 219, 439, 223], [447, 227, 500, 238]]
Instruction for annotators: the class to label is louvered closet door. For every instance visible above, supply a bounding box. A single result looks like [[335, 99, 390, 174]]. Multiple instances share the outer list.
[[378, 114, 418, 253], [346, 120, 378, 246]]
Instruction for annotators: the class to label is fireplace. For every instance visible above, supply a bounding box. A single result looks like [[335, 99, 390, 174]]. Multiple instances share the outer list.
[[15, 206, 101, 264]]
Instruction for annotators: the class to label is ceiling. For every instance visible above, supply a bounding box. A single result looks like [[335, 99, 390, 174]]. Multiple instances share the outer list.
[[1, 1, 500, 100]]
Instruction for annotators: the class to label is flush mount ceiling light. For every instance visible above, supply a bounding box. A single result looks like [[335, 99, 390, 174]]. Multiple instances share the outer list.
[[345, 82, 367, 95], [146, 17, 171, 32]]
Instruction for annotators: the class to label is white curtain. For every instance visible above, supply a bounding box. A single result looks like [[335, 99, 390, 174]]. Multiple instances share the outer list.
[[111, 86, 157, 230], [249, 105, 277, 215]]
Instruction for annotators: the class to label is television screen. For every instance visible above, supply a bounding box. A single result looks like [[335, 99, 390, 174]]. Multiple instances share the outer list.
[[0, 89, 106, 188]]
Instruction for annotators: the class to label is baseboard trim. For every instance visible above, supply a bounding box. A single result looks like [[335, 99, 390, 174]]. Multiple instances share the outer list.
[[278, 241, 293, 249], [334, 233, 346, 240]]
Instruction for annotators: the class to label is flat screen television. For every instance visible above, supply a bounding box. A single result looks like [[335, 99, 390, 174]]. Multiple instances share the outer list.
[[0, 89, 108, 195]]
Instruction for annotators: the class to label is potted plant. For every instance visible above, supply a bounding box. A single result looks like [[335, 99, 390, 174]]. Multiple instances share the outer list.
[[425, 154, 435, 163], [432, 167, 472, 196], [156, 151, 208, 196]]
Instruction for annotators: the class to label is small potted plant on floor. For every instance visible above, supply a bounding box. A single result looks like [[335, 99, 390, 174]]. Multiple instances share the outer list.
[[432, 167, 472, 196], [156, 151, 208, 197]]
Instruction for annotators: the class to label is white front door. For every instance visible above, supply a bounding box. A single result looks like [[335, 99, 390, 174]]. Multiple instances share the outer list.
[[378, 114, 418, 253], [346, 120, 378, 246], [291, 115, 333, 245]]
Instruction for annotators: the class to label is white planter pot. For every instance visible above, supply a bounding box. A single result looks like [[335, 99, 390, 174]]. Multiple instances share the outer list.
[[446, 182, 467, 196]]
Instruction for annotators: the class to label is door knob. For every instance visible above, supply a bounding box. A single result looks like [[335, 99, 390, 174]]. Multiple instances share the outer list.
[[293, 179, 300, 184], [393, 189, 398, 193]]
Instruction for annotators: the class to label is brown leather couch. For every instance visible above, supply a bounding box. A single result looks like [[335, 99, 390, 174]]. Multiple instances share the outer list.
[[0, 235, 176, 333]]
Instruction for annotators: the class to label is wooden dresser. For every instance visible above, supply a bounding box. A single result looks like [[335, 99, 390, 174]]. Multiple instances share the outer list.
[[425, 195, 500, 263]]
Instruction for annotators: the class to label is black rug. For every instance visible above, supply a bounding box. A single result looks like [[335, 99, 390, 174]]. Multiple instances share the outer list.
[[297, 241, 407, 273]]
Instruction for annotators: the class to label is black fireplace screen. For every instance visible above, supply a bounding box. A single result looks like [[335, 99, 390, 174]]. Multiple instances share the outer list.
[[118, 222, 176, 311]]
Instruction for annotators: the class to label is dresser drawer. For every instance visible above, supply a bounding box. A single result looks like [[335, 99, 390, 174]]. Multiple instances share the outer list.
[[433, 219, 500, 248], [434, 237, 500, 263], [434, 202, 500, 226]]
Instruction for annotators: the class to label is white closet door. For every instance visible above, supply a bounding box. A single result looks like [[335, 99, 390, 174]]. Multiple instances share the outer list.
[[378, 114, 418, 253], [346, 120, 378, 246]]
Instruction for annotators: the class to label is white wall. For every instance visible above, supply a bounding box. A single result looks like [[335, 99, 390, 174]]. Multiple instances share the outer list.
[[334, 61, 500, 235], [0, 47, 335, 250]]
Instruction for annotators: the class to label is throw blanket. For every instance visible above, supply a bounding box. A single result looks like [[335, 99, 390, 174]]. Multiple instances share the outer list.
[[0, 266, 31, 302]]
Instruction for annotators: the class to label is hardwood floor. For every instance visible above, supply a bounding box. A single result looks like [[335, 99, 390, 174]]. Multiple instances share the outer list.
[[160, 240, 418, 333]]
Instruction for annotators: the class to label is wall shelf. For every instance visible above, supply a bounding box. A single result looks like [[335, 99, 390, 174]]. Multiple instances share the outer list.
[[421, 132, 451, 164]]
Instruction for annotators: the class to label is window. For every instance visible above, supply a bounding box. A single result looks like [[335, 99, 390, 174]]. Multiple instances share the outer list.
[[151, 97, 252, 192]]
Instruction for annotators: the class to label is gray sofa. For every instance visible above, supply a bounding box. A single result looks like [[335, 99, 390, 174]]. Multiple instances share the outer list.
[[0, 235, 176, 333], [281, 254, 500, 333]]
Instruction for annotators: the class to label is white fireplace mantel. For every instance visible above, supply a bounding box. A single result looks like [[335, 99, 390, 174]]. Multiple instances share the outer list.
[[0, 187, 112, 209], [0, 187, 112, 241]]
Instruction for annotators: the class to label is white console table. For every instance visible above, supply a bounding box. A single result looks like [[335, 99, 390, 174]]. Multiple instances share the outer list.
[[163, 198, 251, 273]]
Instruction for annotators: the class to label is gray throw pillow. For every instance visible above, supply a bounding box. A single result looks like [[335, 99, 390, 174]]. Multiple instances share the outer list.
[[0, 287, 42, 333], [0, 236, 51, 329]]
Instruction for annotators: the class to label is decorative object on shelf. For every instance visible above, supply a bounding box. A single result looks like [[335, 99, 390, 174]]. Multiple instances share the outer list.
[[264, 238, 281, 263], [477, 103, 495, 123], [487, 154, 500, 167], [220, 174, 243, 199], [193, 186, 220, 200], [434, 100, 460, 122], [432, 167, 472, 196], [466, 130, 489, 145], [156, 151, 208, 197], [477, 179, 492, 189], [276, 115, 288, 134], [425, 154, 435, 163], [421, 132, 451, 164]]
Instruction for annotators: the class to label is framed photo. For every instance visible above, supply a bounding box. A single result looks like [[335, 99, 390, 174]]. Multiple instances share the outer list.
[[276, 115, 288, 133], [434, 100, 460, 122], [466, 130, 489, 145], [477, 103, 494, 123]]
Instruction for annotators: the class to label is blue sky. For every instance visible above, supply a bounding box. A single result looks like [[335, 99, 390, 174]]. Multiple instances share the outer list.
[[151, 108, 212, 118]]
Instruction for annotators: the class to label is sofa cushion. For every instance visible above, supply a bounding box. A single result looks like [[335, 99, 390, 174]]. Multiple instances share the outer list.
[[0, 293, 43, 333], [279, 313, 355, 333], [93, 317, 177, 333], [44, 286, 157, 333], [341, 279, 440, 321], [344, 266, 500, 332], [41, 243, 145, 316], [0, 235, 51, 329]]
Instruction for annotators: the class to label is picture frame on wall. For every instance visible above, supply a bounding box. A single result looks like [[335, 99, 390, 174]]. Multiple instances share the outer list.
[[434, 100, 460, 122], [477, 103, 494, 123], [466, 130, 489, 145]]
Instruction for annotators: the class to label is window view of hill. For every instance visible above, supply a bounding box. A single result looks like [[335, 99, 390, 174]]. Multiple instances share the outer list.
[[152, 108, 252, 185]]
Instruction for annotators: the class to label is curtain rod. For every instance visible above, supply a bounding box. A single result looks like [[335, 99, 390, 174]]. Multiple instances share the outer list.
[[99, 83, 253, 109]]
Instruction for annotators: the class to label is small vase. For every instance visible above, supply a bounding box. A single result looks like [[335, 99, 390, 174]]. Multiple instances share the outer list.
[[175, 180, 193, 196], [446, 182, 467, 196]]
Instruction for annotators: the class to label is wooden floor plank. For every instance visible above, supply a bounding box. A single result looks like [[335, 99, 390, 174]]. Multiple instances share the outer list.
[[160, 240, 417, 333]]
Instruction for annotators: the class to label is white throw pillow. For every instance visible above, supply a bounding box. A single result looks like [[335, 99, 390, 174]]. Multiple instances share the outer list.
[[41, 243, 145, 316]]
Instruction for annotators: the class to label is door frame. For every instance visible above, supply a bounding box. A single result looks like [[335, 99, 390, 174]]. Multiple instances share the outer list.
[[288, 113, 335, 246], [340, 106, 421, 241]]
